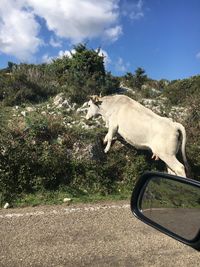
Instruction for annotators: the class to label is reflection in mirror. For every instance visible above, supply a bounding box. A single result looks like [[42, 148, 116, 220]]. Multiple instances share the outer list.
[[141, 177, 200, 240]]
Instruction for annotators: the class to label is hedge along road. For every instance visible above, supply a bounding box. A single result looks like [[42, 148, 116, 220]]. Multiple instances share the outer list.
[[0, 201, 200, 267]]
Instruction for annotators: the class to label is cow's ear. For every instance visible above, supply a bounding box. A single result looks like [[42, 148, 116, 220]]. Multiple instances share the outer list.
[[89, 95, 101, 104]]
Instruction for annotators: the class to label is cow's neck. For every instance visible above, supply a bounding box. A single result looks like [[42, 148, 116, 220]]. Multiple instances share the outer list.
[[98, 101, 111, 119]]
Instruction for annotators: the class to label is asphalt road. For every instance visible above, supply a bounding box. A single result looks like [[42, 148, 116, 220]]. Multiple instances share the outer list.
[[0, 201, 200, 267]]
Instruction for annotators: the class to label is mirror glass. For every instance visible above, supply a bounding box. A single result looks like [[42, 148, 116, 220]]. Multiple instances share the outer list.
[[141, 177, 200, 240]]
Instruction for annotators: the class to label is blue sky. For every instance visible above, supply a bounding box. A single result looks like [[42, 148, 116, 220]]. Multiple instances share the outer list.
[[0, 0, 200, 80]]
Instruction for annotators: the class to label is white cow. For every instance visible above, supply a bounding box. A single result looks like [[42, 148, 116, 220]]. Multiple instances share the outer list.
[[86, 94, 190, 178]]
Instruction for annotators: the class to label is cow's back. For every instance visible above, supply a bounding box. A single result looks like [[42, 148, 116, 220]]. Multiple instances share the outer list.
[[102, 95, 177, 149]]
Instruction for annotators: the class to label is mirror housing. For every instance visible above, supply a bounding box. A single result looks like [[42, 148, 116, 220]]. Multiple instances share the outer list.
[[131, 172, 200, 251]]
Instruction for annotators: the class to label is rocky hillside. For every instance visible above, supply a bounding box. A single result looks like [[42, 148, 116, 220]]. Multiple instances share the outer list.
[[0, 45, 199, 206], [7, 87, 189, 169]]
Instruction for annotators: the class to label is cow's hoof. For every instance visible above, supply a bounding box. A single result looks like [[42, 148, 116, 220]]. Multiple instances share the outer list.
[[152, 153, 159, 161], [91, 135, 107, 161]]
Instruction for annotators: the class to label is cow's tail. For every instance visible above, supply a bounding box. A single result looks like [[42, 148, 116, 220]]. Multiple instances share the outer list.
[[176, 123, 191, 177]]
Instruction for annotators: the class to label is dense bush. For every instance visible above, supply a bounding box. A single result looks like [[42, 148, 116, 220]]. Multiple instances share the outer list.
[[184, 92, 200, 180], [122, 67, 148, 90], [0, 118, 72, 204], [0, 110, 166, 204], [0, 67, 58, 106], [0, 44, 119, 106], [163, 75, 200, 105], [0, 69, 57, 106]]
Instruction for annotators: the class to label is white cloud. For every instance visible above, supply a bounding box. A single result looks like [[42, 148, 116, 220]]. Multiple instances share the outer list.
[[196, 52, 200, 60], [121, 0, 144, 20], [96, 48, 111, 67], [58, 49, 76, 58], [0, 0, 42, 61], [42, 53, 53, 64], [0, 0, 121, 61], [104, 25, 122, 42], [115, 57, 130, 72], [26, 0, 120, 42], [0, 0, 145, 62], [49, 36, 62, 48], [42, 49, 76, 63]]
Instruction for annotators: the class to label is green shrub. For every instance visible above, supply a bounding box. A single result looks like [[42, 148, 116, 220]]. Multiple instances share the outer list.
[[25, 113, 66, 143], [163, 75, 200, 106], [0, 130, 72, 204], [0, 116, 166, 205], [1, 66, 58, 106], [184, 93, 200, 180]]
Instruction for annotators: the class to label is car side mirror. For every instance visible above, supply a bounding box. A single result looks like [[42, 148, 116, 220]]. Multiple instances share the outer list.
[[131, 172, 200, 251]]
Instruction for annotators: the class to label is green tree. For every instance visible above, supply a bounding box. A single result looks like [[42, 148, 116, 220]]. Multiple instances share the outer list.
[[122, 68, 147, 90], [123, 72, 134, 88], [58, 43, 118, 103], [134, 67, 147, 89], [70, 44, 105, 76], [163, 75, 200, 105], [46, 56, 71, 84]]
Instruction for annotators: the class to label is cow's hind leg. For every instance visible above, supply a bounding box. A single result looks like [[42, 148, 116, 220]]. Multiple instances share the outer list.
[[152, 153, 159, 161], [161, 155, 186, 178], [104, 124, 118, 153]]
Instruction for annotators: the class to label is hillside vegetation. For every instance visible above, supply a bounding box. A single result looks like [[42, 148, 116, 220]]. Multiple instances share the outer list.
[[0, 44, 199, 207]]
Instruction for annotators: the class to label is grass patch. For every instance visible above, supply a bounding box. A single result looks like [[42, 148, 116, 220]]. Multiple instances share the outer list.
[[14, 188, 132, 208]]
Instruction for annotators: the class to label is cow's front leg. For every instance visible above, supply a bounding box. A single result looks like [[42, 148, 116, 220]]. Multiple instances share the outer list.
[[104, 125, 118, 153], [103, 134, 109, 145], [103, 135, 117, 144]]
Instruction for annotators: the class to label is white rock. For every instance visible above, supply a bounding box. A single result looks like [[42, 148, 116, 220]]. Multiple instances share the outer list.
[[21, 111, 26, 117], [57, 104, 63, 109], [53, 93, 64, 106], [63, 198, 72, 203], [62, 100, 70, 107], [4, 203, 10, 209], [71, 103, 76, 110], [26, 107, 35, 112], [57, 137, 63, 145], [31, 140, 36, 145]]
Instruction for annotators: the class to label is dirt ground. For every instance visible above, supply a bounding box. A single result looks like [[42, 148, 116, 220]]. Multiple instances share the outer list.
[[0, 201, 200, 267]]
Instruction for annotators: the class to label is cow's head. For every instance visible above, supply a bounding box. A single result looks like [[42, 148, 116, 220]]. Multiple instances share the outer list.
[[85, 95, 102, 120]]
